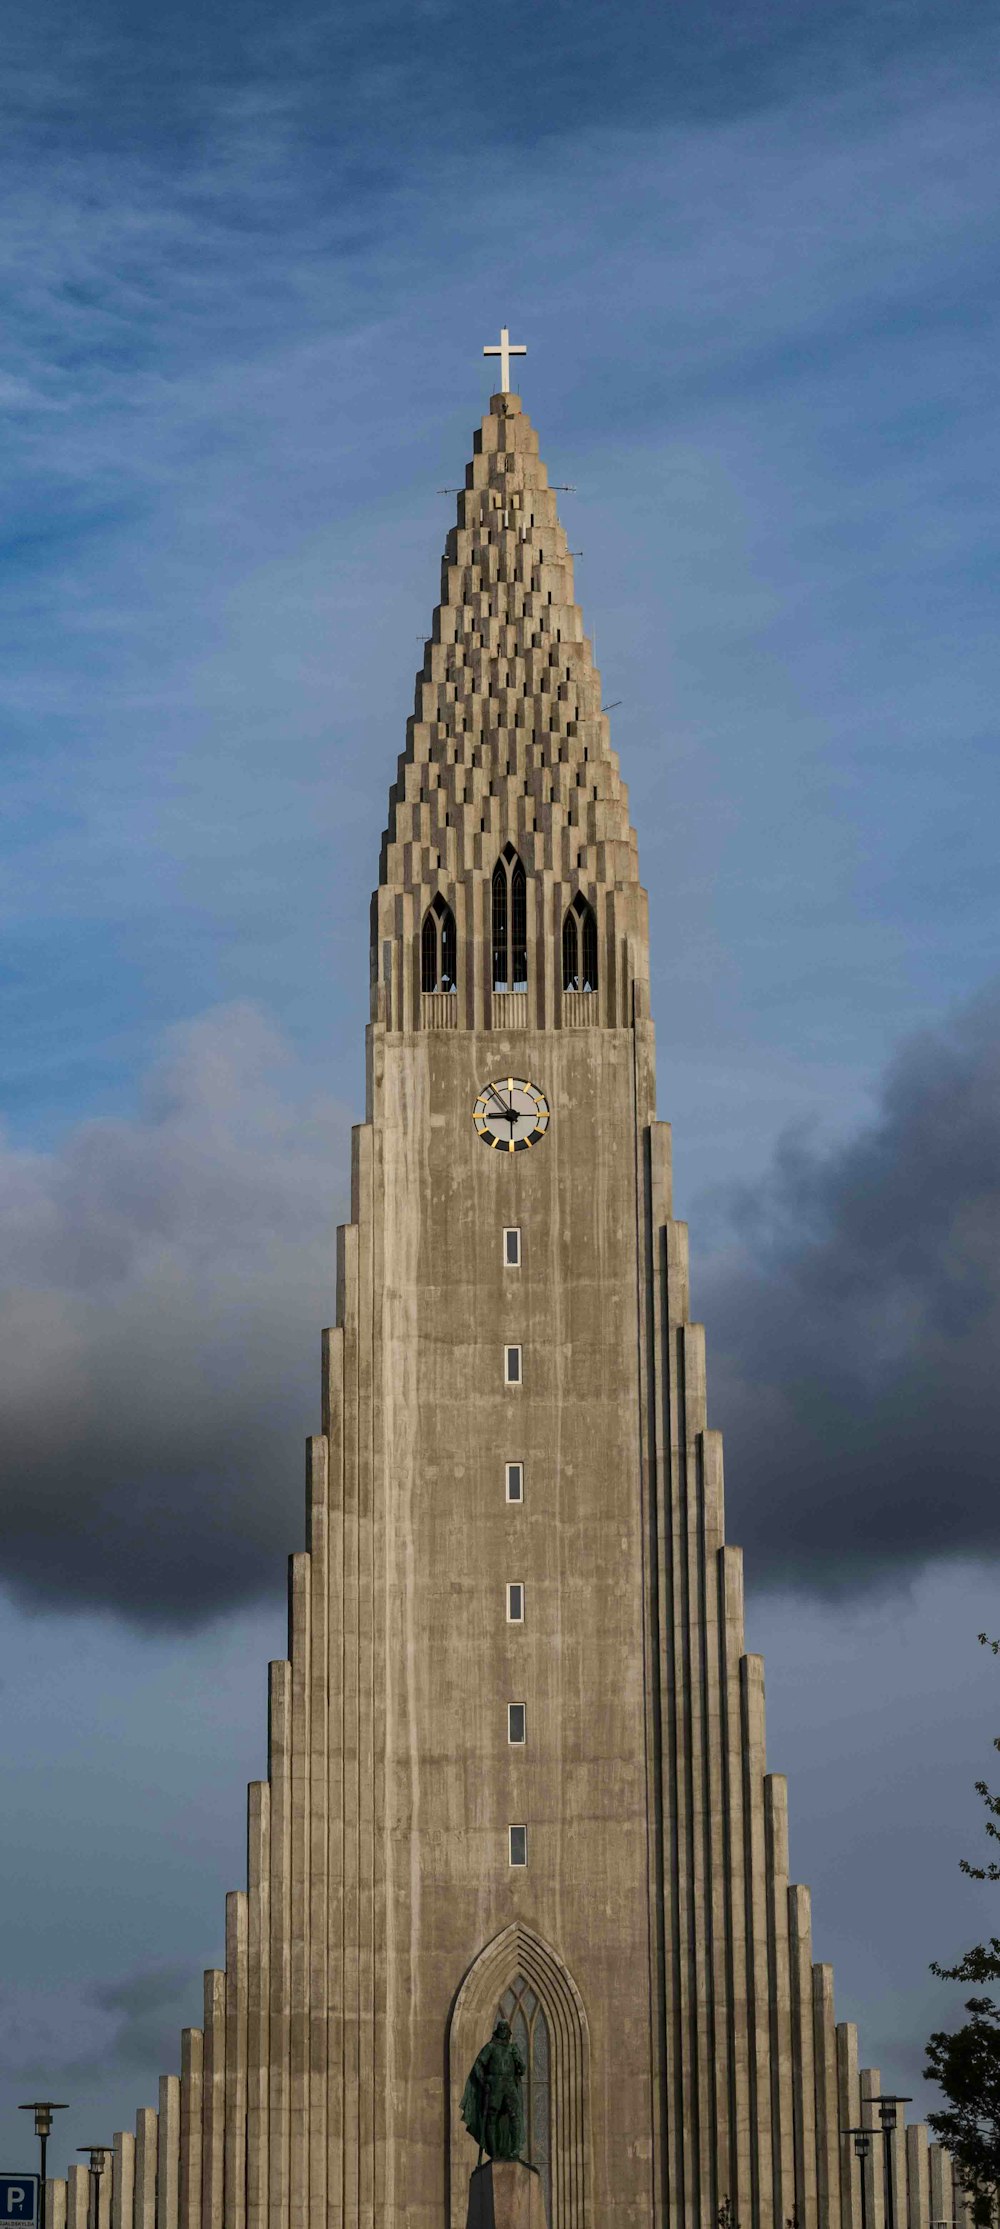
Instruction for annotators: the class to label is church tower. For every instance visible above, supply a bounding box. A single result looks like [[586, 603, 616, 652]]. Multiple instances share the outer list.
[[48, 364, 966, 2229]]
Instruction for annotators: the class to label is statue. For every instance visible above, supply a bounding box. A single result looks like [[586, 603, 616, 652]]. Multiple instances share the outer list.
[[461, 2017, 527, 2164]]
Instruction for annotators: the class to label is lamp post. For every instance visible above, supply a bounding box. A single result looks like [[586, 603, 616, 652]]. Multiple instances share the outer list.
[[76, 2147, 110, 2229], [18, 2101, 69, 2229], [873, 2095, 912, 2229], [844, 2125, 873, 2229]]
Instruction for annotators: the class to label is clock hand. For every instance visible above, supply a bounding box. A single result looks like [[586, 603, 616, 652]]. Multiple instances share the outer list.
[[484, 1083, 523, 1134]]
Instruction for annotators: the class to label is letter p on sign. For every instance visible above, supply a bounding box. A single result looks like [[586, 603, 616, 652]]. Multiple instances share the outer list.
[[0, 2178, 39, 2228]]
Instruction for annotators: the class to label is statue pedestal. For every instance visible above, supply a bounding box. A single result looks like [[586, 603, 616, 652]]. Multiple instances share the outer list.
[[466, 2159, 546, 2228]]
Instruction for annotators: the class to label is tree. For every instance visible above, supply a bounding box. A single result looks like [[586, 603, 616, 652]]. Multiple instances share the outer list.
[[925, 1634, 1000, 2227]]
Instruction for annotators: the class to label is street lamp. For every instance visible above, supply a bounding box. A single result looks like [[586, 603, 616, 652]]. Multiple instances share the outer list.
[[844, 2126, 874, 2229], [76, 2147, 110, 2229], [18, 2102, 69, 2229], [873, 2096, 913, 2229]]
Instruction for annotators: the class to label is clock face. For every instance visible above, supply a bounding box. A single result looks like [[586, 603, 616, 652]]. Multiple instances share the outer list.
[[473, 1076, 550, 1153]]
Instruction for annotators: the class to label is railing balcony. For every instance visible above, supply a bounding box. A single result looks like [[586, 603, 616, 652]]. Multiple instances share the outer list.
[[492, 991, 529, 1029], [421, 991, 458, 1029]]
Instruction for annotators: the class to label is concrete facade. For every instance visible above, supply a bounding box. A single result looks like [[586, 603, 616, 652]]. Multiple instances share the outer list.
[[48, 393, 962, 2229]]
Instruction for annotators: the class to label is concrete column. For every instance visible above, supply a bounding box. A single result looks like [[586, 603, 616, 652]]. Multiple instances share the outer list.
[[201, 1970, 226, 2229], [67, 2167, 89, 2229], [906, 2124, 930, 2229], [302, 1439, 329, 2229], [354, 1126, 377, 2229], [789, 1888, 818, 2229], [156, 2077, 180, 2229], [323, 1328, 346, 2229], [813, 1966, 841, 2229], [98, 2164, 112, 2229], [224, 1891, 249, 2229], [680, 1322, 712, 2228], [268, 1660, 292, 2229], [765, 1776, 795, 2227], [246, 1784, 270, 2229], [368, 1119, 388, 2226], [702, 1440, 732, 2213], [890, 2114, 908, 2229], [179, 2028, 203, 2229], [950, 2160, 972, 2229], [659, 1217, 694, 2229], [645, 1199, 677, 2228], [473, 872, 487, 1031], [45, 2185, 66, 2229], [112, 2136, 135, 2229], [742, 1655, 774, 2229], [338, 1215, 361, 2229], [135, 2110, 158, 2229], [720, 1546, 752, 2225], [860, 2072, 885, 2229], [837, 2024, 862, 2229], [929, 2146, 953, 2226], [288, 1553, 312, 2229], [305, 1440, 331, 2222]]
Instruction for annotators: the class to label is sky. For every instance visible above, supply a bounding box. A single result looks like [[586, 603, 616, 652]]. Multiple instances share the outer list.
[[1, 0, 1000, 2181]]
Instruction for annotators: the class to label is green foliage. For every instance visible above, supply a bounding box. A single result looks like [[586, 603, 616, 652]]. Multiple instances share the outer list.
[[925, 1636, 1000, 2227]]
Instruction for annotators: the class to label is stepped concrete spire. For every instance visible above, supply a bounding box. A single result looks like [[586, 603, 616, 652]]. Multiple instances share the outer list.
[[42, 390, 964, 2229], [375, 392, 644, 1036]]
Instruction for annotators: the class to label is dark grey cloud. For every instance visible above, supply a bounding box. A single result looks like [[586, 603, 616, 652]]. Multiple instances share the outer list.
[[88, 1966, 200, 2077], [699, 984, 1000, 1595], [0, 1964, 202, 2087], [0, 1003, 349, 1629]]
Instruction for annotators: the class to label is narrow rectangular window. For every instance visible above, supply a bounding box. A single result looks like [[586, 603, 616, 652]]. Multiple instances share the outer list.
[[508, 1703, 526, 1745], [509, 1824, 527, 1867], [503, 1226, 521, 1267], [504, 1345, 521, 1385], [505, 1462, 523, 1504], [506, 1582, 524, 1624]]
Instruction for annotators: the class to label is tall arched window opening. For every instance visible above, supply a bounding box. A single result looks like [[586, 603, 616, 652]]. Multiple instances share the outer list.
[[498, 1975, 550, 2217], [421, 895, 457, 994], [448, 1921, 591, 2229], [511, 857, 527, 991], [491, 861, 508, 993], [562, 895, 598, 993], [492, 846, 528, 993]]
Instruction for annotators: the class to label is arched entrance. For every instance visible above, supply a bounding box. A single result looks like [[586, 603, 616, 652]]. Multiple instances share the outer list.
[[447, 1924, 591, 2229]]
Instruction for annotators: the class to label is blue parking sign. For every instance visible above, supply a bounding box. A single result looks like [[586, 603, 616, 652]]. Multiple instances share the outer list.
[[0, 2180, 39, 2229]]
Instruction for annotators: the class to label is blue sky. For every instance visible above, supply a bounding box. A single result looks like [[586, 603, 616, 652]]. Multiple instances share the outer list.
[[1, 0, 999, 2179]]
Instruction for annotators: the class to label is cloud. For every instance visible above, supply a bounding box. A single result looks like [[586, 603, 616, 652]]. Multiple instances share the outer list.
[[89, 1966, 201, 2076], [0, 1003, 349, 1629], [700, 985, 1000, 1595], [0, 1963, 201, 2085]]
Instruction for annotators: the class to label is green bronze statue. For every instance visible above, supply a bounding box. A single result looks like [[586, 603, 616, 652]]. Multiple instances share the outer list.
[[461, 2018, 527, 2164]]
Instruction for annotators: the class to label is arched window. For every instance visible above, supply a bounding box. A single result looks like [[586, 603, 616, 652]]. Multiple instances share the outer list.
[[562, 895, 598, 993], [491, 861, 508, 993], [492, 846, 528, 993], [448, 1921, 591, 2229], [421, 895, 457, 993], [498, 1974, 550, 2216]]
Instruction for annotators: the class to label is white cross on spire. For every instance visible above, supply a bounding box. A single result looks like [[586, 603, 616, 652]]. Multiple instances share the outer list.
[[483, 325, 527, 394]]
